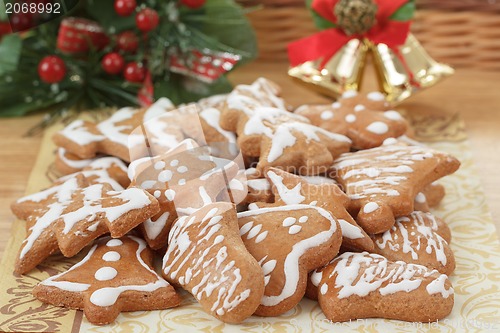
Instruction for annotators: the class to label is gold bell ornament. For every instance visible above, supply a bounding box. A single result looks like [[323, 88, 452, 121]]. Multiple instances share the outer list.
[[287, 0, 454, 105]]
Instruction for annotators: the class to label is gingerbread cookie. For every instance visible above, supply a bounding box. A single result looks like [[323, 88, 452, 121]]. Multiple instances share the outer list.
[[129, 139, 240, 249], [53, 98, 180, 162], [55, 148, 96, 176], [312, 252, 454, 322], [237, 204, 342, 316], [295, 91, 407, 150], [220, 78, 287, 132], [222, 106, 351, 175], [371, 211, 454, 275], [197, 93, 228, 110], [253, 168, 373, 252], [56, 156, 130, 190], [14, 175, 160, 274], [162, 202, 264, 323], [414, 182, 446, 212], [33, 235, 180, 325], [331, 143, 460, 234]]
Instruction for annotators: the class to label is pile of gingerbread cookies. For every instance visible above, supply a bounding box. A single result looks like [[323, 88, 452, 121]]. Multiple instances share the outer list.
[[11, 78, 460, 325]]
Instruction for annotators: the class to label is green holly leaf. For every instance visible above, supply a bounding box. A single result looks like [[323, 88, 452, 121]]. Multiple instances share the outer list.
[[85, 0, 135, 32], [183, 0, 258, 62], [306, 0, 336, 30], [0, 34, 22, 75], [390, 0, 415, 22]]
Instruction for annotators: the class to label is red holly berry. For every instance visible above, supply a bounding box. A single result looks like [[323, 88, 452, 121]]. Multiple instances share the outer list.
[[0, 22, 12, 39], [180, 0, 206, 9], [10, 13, 33, 32], [102, 53, 125, 75], [124, 62, 146, 82], [135, 8, 159, 32], [114, 0, 137, 17], [38, 56, 66, 84], [116, 31, 139, 53]]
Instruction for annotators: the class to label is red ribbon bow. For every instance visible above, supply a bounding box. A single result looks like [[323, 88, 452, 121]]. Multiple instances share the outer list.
[[288, 0, 411, 68]]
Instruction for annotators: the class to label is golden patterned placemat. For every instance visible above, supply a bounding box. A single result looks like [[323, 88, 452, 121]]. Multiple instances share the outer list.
[[0, 115, 498, 332]]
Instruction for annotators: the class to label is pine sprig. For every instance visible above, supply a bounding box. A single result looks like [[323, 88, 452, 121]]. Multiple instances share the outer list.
[[0, 0, 257, 120]]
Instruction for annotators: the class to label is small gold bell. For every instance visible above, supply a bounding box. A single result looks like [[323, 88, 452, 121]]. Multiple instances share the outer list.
[[370, 34, 455, 104], [288, 39, 368, 99]]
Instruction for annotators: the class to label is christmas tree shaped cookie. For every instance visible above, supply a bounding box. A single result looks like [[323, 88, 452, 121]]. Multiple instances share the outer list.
[[14, 175, 160, 274], [33, 235, 180, 325]]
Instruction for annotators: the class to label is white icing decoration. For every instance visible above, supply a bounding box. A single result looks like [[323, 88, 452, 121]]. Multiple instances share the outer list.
[[342, 90, 358, 98], [376, 212, 449, 265], [354, 104, 365, 112], [107, 239, 123, 247], [266, 171, 305, 204], [366, 121, 389, 134], [144, 212, 170, 240], [384, 110, 403, 120], [165, 189, 176, 201], [332, 102, 341, 108], [345, 114, 356, 123], [247, 179, 271, 191], [320, 283, 328, 295], [177, 166, 188, 173], [94, 267, 118, 281], [102, 251, 121, 262], [363, 202, 380, 214], [426, 274, 453, 298], [325, 252, 446, 299], [90, 236, 169, 307], [255, 231, 268, 243], [367, 91, 386, 101], [163, 206, 251, 316], [199, 108, 237, 144], [288, 225, 302, 235], [238, 204, 338, 307], [415, 192, 426, 203], [321, 111, 334, 120], [282, 217, 296, 227], [170, 160, 179, 167], [59, 120, 104, 146], [57, 148, 94, 169]]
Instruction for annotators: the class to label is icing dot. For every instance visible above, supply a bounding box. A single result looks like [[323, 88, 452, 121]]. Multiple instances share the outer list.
[[240, 222, 254, 236], [363, 202, 380, 214], [383, 138, 398, 145], [310, 200, 318, 206], [345, 114, 356, 123], [366, 122, 389, 134], [332, 102, 341, 109], [164, 189, 176, 201], [299, 216, 309, 223], [354, 104, 365, 112], [289, 225, 302, 235], [255, 231, 268, 243], [154, 190, 161, 198], [154, 161, 166, 170], [262, 260, 277, 275], [158, 170, 173, 182], [384, 110, 403, 120], [321, 111, 334, 120], [106, 239, 123, 247], [140, 181, 156, 189], [178, 179, 186, 186], [247, 224, 263, 239], [415, 192, 426, 203], [170, 160, 179, 167], [342, 90, 357, 98], [102, 251, 121, 262], [367, 91, 385, 101], [177, 166, 188, 173], [94, 267, 118, 281], [320, 283, 329, 295], [282, 217, 296, 227], [214, 235, 224, 244]]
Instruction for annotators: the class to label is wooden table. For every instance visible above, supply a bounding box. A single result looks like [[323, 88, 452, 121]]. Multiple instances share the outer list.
[[0, 61, 499, 258]]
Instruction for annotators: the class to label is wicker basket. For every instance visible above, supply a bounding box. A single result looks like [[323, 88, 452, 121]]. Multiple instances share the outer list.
[[239, 0, 500, 70]]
